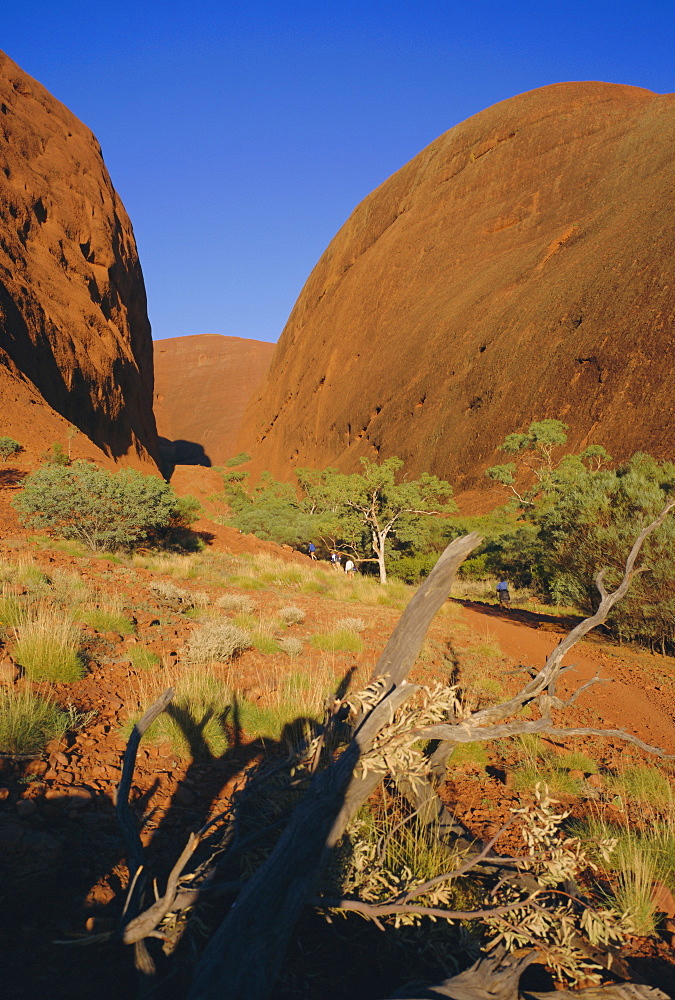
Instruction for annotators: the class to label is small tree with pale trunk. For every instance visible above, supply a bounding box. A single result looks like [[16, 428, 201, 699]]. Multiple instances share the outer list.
[[297, 456, 456, 583]]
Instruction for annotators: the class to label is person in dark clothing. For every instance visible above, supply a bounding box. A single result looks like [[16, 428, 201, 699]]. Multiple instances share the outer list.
[[308, 542, 316, 560]]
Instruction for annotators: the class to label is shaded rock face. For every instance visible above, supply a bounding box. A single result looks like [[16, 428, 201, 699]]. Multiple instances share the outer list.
[[153, 334, 274, 471], [240, 82, 675, 490], [0, 51, 158, 469]]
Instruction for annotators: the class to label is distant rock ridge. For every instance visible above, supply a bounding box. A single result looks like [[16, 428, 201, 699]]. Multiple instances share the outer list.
[[153, 334, 274, 470], [0, 50, 158, 469], [239, 81, 675, 491]]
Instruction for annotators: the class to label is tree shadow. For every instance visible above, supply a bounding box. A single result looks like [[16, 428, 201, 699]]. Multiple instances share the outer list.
[[50, 662, 358, 997], [451, 597, 584, 633], [0, 466, 27, 487]]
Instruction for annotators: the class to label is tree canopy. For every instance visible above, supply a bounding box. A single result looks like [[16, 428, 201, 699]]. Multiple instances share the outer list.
[[225, 457, 456, 583], [14, 461, 198, 552]]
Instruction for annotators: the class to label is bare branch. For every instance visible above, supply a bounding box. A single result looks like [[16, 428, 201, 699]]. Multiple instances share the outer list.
[[314, 891, 541, 923]]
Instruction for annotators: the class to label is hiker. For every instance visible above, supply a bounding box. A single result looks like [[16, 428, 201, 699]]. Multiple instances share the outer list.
[[344, 558, 355, 574], [308, 541, 316, 560], [330, 551, 340, 569], [496, 577, 511, 607]]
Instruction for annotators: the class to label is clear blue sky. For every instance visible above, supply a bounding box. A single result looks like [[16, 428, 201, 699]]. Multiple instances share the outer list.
[[3, 2, 674, 343]]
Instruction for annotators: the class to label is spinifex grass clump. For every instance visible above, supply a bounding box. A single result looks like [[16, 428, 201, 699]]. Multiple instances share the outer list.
[[128, 645, 162, 671], [12, 605, 84, 682], [607, 764, 673, 808], [310, 628, 363, 653], [0, 686, 69, 754], [0, 591, 24, 628], [76, 605, 135, 635], [235, 667, 332, 743]]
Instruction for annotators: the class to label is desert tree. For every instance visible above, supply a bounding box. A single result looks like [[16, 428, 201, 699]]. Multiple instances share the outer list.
[[297, 456, 456, 582], [0, 436, 21, 463]]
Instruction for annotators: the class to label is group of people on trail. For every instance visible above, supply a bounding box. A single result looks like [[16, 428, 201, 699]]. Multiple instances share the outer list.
[[309, 544, 356, 573]]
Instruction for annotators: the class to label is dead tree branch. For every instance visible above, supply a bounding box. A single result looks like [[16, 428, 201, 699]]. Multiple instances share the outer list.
[[187, 533, 482, 1000]]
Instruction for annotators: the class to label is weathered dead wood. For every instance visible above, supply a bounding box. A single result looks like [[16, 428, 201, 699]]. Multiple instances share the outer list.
[[427, 500, 675, 776], [187, 533, 482, 1000], [384, 950, 540, 1000], [523, 988, 668, 1000], [382, 950, 668, 1000], [115, 687, 174, 973]]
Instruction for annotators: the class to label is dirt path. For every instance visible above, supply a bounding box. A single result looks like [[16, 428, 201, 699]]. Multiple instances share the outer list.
[[454, 600, 675, 755]]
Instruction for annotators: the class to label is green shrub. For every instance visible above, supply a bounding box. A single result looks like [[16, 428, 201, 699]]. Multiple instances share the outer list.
[[0, 687, 69, 754], [225, 452, 251, 467], [14, 461, 191, 552], [0, 437, 21, 463]]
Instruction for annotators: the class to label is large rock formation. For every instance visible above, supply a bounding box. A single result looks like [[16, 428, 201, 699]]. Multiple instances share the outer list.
[[154, 334, 274, 469], [240, 82, 675, 491], [0, 50, 158, 469]]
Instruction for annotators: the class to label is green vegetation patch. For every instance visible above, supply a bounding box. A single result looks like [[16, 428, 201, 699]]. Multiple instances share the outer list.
[[12, 610, 84, 682], [129, 673, 230, 760], [76, 607, 135, 635], [0, 687, 69, 754], [309, 629, 363, 653], [128, 645, 162, 671]]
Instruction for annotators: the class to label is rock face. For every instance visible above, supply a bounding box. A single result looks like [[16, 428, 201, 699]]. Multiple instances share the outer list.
[[240, 82, 675, 490], [0, 50, 158, 469], [154, 334, 274, 469]]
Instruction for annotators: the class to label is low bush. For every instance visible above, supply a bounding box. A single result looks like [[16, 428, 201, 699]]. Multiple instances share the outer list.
[[217, 593, 257, 615], [277, 636, 303, 657], [277, 605, 305, 626], [187, 621, 251, 663], [14, 461, 195, 552], [0, 686, 69, 754], [334, 617, 365, 632]]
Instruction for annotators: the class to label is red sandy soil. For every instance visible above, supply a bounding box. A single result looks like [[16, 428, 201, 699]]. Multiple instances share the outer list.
[[154, 334, 274, 468], [2, 477, 675, 996], [0, 50, 158, 471], [239, 82, 675, 493]]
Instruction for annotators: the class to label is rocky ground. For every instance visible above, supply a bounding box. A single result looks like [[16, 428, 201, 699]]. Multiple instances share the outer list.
[[2, 477, 675, 998]]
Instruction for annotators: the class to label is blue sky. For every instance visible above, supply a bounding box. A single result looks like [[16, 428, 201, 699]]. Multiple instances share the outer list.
[[3, 2, 674, 343]]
